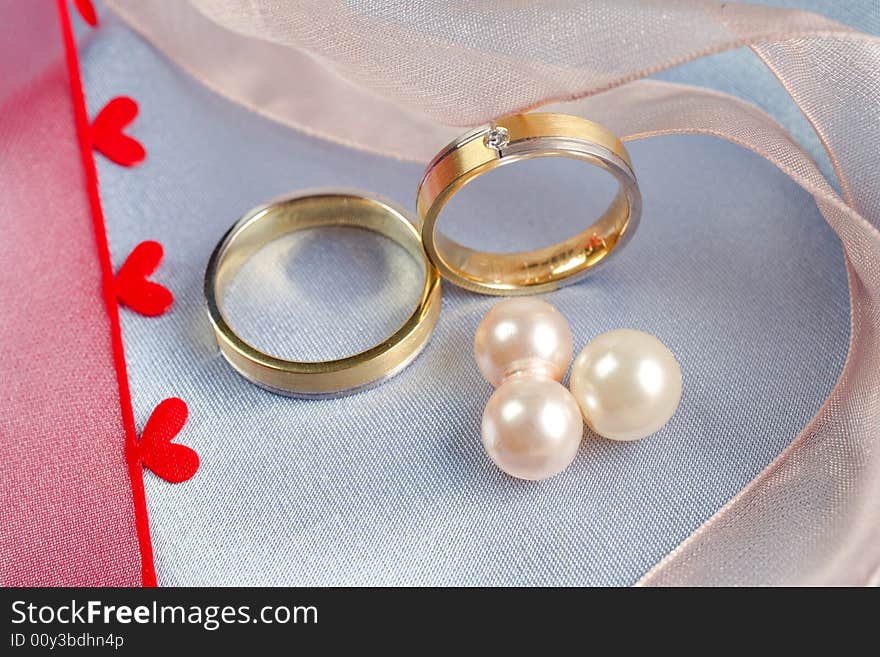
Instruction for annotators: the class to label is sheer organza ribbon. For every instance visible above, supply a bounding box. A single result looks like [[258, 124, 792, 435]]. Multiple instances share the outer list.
[[105, 0, 880, 585]]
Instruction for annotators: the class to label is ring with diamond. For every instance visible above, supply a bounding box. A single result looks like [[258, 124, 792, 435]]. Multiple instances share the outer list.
[[416, 113, 641, 295], [204, 190, 442, 397]]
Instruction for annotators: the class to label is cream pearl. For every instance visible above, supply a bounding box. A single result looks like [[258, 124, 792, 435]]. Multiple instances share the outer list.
[[474, 298, 573, 386], [570, 329, 681, 441], [482, 376, 583, 480]]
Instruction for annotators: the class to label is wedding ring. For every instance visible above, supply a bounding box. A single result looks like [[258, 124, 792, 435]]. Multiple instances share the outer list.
[[416, 113, 641, 295], [205, 190, 441, 397]]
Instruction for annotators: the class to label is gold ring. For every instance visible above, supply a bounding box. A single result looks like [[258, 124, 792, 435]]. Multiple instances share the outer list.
[[205, 190, 442, 397], [416, 113, 641, 295]]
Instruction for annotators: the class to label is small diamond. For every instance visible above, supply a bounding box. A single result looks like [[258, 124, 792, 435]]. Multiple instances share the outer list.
[[484, 126, 510, 151]]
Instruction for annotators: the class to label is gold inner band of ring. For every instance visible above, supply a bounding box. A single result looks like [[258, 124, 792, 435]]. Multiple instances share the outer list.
[[204, 190, 442, 397], [416, 113, 641, 295]]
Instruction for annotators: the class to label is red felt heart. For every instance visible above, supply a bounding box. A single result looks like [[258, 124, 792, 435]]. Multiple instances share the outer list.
[[115, 240, 174, 316], [139, 398, 199, 484], [91, 97, 145, 166], [73, 0, 98, 26]]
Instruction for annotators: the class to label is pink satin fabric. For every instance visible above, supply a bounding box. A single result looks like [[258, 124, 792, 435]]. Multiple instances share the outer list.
[[0, 1, 142, 585], [105, 0, 880, 585]]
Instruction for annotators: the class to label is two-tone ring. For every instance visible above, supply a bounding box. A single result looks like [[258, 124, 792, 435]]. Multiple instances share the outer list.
[[417, 113, 641, 295], [204, 190, 441, 397]]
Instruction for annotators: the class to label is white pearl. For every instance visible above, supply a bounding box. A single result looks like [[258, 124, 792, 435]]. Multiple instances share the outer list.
[[473, 298, 573, 386], [481, 376, 583, 480], [570, 329, 681, 441]]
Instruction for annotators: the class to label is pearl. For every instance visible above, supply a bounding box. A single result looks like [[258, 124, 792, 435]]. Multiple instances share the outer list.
[[481, 376, 583, 480], [570, 329, 682, 441], [473, 297, 573, 386]]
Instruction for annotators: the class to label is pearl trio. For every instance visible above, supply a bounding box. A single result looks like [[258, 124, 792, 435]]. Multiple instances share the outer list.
[[474, 298, 682, 480]]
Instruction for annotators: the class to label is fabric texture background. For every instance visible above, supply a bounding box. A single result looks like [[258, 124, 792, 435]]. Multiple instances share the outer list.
[[76, 4, 862, 584]]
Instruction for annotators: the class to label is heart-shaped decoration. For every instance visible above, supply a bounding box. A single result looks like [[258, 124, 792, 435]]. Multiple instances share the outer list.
[[115, 241, 174, 316], [73, 0, 98, 26], [90, 97, 145, 166], [138, 398, 199, 484]]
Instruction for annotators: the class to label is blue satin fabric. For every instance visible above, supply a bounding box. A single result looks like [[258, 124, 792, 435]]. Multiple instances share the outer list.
[[79, 5, 856, 585]]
